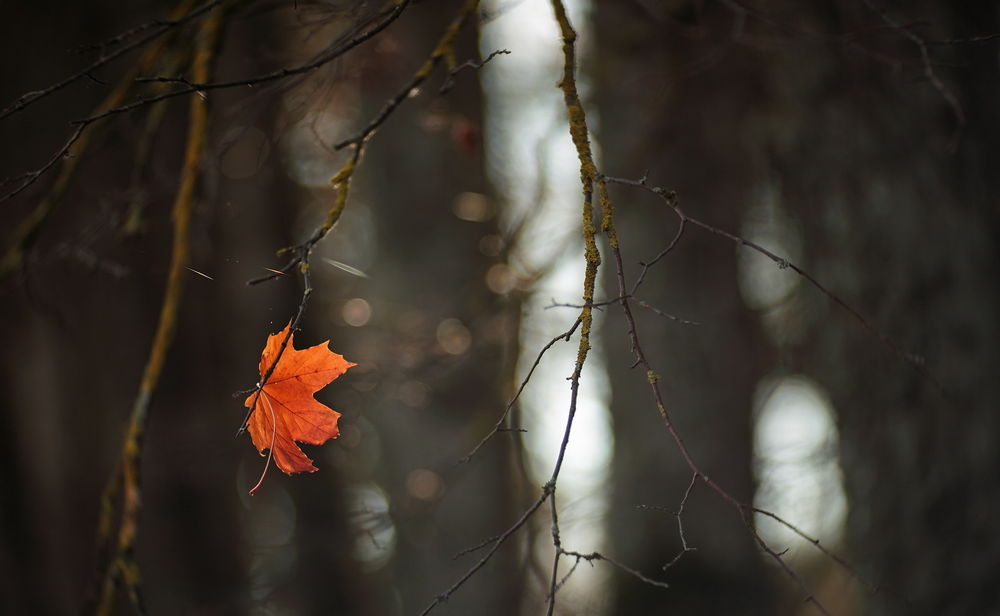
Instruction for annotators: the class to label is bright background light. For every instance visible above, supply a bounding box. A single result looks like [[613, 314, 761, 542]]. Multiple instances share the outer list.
[[481, 0, 612, 610], [753, 375, 846, 558]]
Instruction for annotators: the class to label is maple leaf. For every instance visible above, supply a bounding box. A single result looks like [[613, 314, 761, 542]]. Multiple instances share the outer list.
[[244, 322, 355, 494]]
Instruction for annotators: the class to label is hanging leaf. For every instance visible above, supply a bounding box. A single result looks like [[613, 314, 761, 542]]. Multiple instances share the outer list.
[[244, 322, 355, 493]]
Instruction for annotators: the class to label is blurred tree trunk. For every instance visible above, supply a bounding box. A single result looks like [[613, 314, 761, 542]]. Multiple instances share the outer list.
[[592, 0, 1000, 613], [594, 2, 778, 613], [770, 3, 1000, 614]]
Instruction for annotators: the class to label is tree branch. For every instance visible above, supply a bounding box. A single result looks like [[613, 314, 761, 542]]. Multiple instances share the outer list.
[[91, 7, 224, 614]]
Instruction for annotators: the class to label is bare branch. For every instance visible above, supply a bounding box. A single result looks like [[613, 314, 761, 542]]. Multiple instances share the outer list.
[[862, 0, 965, 151], [598, 173, 834, 612], [460, 318, 581, 464], [561, 550, 671, 590], [92, 7, 224, 613], [0, 0, 221, 121], [2, 1, 413, 206], [439, 48, 511, 94], [602, 174, 943, 391]]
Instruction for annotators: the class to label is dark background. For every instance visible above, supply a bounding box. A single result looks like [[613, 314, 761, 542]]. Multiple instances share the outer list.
[[1, 1, 997, 614]]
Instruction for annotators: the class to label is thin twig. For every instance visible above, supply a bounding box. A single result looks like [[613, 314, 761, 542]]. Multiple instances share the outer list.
[[743, 509, 832, 615], [136, 0, 412, 92], [1, 0, 412, 206], [635, 299, 701, 325], [561, 550, 671, 590], [0, 0, 218, 120], [630, 216, 686, 297], [2, 23, 192, 275], [439, 48, 511, 93], [598, 170, 833, 612], [333, 1, 477, 151], [420, 486, 551, 615], [602, 174, 942, 391], [925, 32, 1000, 45], [861, 0, 965, 152], [637, 471, 699, 569], [545, 491, 563, 616], [460, 318, 581, 463], [547, 297, 699, 325]]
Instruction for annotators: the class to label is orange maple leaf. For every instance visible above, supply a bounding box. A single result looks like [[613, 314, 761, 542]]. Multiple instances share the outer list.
[[244, 322, 355, 494]]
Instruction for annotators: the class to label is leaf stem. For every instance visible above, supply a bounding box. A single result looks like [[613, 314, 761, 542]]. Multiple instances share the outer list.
[[248, 391, 277, 496]]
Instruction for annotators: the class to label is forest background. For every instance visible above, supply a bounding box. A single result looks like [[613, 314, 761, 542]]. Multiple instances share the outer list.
[[1, 1, 998, 615]]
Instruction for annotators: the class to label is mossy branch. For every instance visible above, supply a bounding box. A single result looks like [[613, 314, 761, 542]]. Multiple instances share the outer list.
[[92, 6, 224, 615]]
